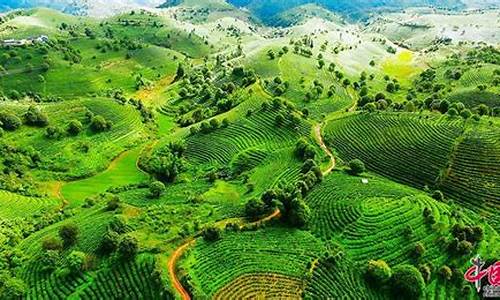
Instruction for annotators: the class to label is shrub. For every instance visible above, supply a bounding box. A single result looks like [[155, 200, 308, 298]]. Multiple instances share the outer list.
[[438, 265, 452, 281], [391, 265, 426, 300], [66, 251, 86, 274], [0, 277, 27, 299], [0, 112, 22, 131], [431, 190, 444, 201], [67, 119, 83, 135], [106, 196, 121, 211], [287, 198, 310, 228], [245, 198, 267, 220], [99, 230, 120, 254], [42, 236, 63, 251], [203, 226, 222, 242], [348, 159, 366, 175], [23, 106, 49, 127], [365, 259, 392, 285], [45, 126, 64, 139], [413, 242, 426, 258], [118, 235, 138, 259], [59, 223, 79, 248], [149, 181, 166, 198], [90, 115, 112, 132]]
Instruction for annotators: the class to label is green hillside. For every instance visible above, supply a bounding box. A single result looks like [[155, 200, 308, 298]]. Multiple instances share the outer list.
[[0, 4, 498, 300]]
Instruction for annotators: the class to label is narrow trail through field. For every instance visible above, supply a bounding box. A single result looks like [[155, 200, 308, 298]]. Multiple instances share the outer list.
[[314, 123, 335, 176], [167, 208, 281, 300]]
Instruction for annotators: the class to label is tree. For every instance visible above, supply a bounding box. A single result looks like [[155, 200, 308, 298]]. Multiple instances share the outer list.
[[460, 109, 472, 119], [149, 181, 165, 198], [267, 49, 275, 60], [42, 236, 63, 251], [245, 198, 267, 220], [288, 198, 310, 228], [59, 223, 79, 248], [414, 242, 426, 258], [0, 277, 27, 299], [174, 63, 185, 81], [118, 235, 139, 259], [432, 190, 444, 201], [474, 104, 489, 116], [0, 112, 22, 131], [202, 226, 222, 242], [295, 138, 316, 160], [90, 115, 112, 132], [23, 106, 49, 127], [386, 82, 395, 93], [391, 265, 426, 300], [66, 251, 86, 274], [349, 159, 365, 175], [365, 260, 392, 285], [45, 126, 64, 139], [106, 196, 121, 211], [99, 230, 120, 254], [447, 107, 458, 117], [438, 265, 452, 281], [67, 119, 83, 135]]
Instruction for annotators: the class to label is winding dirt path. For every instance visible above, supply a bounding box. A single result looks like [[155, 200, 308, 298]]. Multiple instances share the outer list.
[[168, 239, 195, 300], [314, 123, 335, 176], [167, 208, 281, 300]]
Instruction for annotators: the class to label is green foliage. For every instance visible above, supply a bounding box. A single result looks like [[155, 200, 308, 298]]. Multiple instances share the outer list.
[[365, 259, 392, 285], [245, 197, 268, 220], [90, 115, 113, 132], [118, 235, 138, 259], [66, 251, 86, 274], [66, 119, 83, 135], [148, 181, 166, 198], [59, 223, 79, 248], [0, 112, 22, 131], [348, 159, 366, 175], [202, 226, 222, 242], [391, 265, 425, 300]]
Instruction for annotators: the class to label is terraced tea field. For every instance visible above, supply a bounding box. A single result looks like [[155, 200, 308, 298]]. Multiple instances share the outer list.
[[0, 3, 498, 300]]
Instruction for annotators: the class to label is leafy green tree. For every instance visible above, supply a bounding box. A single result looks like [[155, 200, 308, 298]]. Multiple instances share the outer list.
[[460, 109, 472, 119], [391, 265, 426, 300], [438, 265, 452, 281], [447, 107, 458, 117], [67, 119, 83, 135], [42, 236, 63, 251], [59, 223, 79, 248], [414, 242, 426, 258], [23, 106, 49, 127], [432, 190, 444, 201], [202, 226, 222, 242], [365, 259, 392, 285], [118, 235, 139, 259], [99, 230, 120, 254], [66, 251, 86, 274], [0, 112, 22, 131], [106, 196, 121, 211], [287, 198, 310, 228], [90, 115, 112, 132], [149, 181, 166, 198], [0, 276, 27, 299], [295, 138, 316, 160], [245, 197, 267, 220], [174, 63, 185, 81], [349, 159, 366, 175], [45, 126, 64, 139]]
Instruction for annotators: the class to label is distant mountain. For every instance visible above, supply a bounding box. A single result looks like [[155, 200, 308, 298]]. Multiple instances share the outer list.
[[227, 0, 495, 21], [0, 0, 164, 16]]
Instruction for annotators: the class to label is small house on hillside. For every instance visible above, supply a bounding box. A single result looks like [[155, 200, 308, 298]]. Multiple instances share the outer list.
[[1, 35, 49, 47]]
